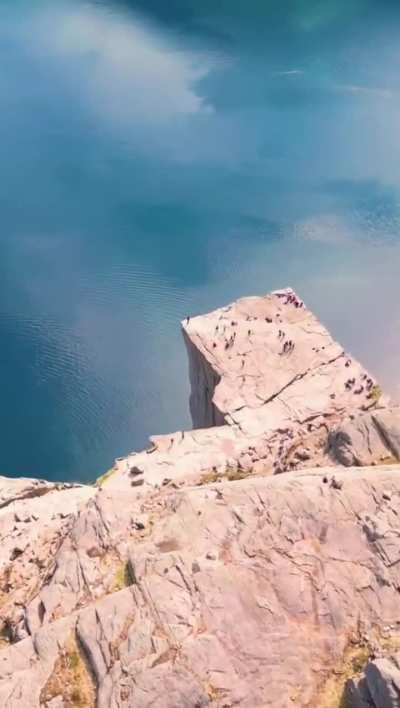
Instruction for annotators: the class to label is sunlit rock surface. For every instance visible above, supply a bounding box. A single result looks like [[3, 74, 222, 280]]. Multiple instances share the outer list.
[[0, 289, 400, 707], [108, 288, 395, 491]]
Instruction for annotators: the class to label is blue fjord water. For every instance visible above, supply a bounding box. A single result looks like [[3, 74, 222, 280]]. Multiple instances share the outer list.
[[1, 0, 399, 482]]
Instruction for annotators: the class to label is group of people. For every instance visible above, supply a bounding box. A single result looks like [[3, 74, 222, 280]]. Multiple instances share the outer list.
[[276, 291, 304, 309], [344, 373, 375, 396], [281, 339, 295, 355]]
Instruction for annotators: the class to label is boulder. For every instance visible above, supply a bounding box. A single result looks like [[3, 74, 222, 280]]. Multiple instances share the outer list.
[[329, 408, 400, 467], [346, 654, 400, 708]]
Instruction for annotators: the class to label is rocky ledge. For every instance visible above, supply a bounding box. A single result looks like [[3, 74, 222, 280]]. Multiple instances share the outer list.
[[0, 288, 400, 708]]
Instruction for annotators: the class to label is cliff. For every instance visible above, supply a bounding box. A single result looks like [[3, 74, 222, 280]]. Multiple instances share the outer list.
[[0, 288, 399, 707]]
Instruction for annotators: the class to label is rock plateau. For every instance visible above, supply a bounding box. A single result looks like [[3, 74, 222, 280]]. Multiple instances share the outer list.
[[0, 288, 399, 708]]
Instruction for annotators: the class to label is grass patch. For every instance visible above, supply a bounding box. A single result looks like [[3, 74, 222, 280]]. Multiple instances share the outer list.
[[198, 470, 221, 485], [40, 632, 96, 707], [198, 465, 252, 486], [67, 650, 80, 671], [206, 683, 227, 702], [317, 643, 371, 708], [380, 455, 399, 465], [112, 562, 133, 591], [95, 466, 117, 488], [370, 384, 383, 404], [0, 622, 12, 647], [225, 465, 252, 481], [318, 633, 400, 708]]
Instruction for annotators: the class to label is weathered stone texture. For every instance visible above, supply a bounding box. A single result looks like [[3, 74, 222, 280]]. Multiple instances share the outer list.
[[0, 289, 399, 706]]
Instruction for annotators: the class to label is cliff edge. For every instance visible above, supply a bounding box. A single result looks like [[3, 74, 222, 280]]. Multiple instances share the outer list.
[[0, 288, 399, 707]]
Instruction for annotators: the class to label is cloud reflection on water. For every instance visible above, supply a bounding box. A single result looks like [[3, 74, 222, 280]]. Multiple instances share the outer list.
[[30, 2, 214, 125], [0, 0, 399, 480]]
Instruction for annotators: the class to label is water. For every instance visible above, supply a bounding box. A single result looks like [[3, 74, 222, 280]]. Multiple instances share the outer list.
[[1, 0, 399, 482]]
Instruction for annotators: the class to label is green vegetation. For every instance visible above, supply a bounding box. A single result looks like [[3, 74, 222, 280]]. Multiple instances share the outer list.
[[225, 465, 252, 481], [317, 642, 371, 708], [40, 633, 96, 707], [112, 562, 133, 591], [0, 622, 12, 647], [198, 470, 220, 485], [95, 466, 117, 488], [370, 384, 383, 404], [67, 650, 80, 671], [198, 464, 252, 486], [318, 633, 400, 708], [380, 455, 398, 465]]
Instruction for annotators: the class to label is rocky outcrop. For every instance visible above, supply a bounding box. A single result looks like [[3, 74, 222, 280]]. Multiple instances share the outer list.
[[0, 478, 94, 643], [346, 652, 400, 707], [2, 467, 400, 707], [182, 289, 386, 431], [107, 288, 397, 492], [329, 408, 400, 467], [0, 288, 399, 707]]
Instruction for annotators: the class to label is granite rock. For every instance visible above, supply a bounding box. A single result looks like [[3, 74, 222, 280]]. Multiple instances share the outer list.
[[346, 653, 400, 708], [0, 289, 398, 706], [108, 289, 397, 492], [1, 468, 400, 706]]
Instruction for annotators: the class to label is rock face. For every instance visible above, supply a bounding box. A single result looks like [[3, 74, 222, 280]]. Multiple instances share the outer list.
[[0, 288, 399, 707], [347, 653, 400, 708], [183, 289, 385, 431], [329, 408, 400, 467], [3, 468, 400, 707], [108, 288, 397, 492], [0, 478, 95, 643]]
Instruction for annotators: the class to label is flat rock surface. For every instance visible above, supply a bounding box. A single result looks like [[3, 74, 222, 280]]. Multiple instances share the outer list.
[[182, 288, 388, 431]]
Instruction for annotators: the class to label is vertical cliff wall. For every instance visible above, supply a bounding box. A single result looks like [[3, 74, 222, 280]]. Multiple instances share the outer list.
[[182, 328, 224, 428]]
